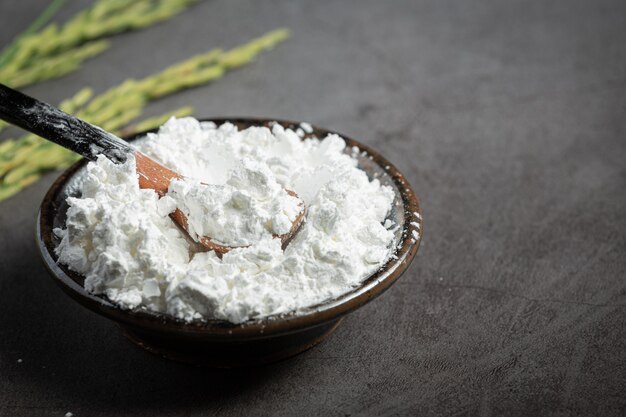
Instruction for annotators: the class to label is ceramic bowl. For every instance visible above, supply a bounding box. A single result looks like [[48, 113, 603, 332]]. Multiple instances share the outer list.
[[37, 118, 422, 367]]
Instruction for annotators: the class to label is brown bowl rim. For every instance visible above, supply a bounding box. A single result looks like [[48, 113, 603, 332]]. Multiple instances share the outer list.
[[37, 117, 422, 340]]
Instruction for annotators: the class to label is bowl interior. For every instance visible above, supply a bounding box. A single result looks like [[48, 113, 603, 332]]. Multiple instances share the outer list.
[[38, 118, 422, 338]]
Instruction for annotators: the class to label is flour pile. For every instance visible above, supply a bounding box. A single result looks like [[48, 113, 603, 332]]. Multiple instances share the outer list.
[[166, 159, 302, 247], [55, 118, 395, 323]]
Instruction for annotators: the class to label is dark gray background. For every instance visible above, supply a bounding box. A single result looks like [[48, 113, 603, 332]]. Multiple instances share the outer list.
[[1, 0, 625, 416]]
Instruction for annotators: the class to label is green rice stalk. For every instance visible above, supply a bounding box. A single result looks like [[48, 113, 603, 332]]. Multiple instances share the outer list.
[[0, 0, 199, 87], [5, 40, 110, 88]]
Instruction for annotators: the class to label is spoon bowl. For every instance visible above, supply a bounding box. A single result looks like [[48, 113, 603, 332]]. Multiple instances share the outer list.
[[172, 189, 306, 256]]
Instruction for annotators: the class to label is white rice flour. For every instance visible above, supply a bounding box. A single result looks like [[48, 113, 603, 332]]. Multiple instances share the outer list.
[[55, 118, 395, 323]]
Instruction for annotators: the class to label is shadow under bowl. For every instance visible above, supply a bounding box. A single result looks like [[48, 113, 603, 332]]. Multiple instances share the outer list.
[[37, 118, 423, 367]]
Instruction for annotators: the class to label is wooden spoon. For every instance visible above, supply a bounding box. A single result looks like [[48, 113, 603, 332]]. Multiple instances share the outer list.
[[0, 83, 305, 254]]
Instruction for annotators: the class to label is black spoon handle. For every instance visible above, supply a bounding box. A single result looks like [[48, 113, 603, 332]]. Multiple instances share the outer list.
[[0, 83, 133, 164]]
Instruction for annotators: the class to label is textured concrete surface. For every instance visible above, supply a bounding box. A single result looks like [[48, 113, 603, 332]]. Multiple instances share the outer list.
[[1, 0, 625, 416]]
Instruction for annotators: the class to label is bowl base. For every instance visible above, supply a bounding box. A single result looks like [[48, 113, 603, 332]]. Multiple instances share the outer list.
[[120, 318, 343, 367]]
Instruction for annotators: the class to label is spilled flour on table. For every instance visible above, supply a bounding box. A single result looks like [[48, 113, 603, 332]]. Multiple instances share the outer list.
[[54, 118, 395, 323]]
